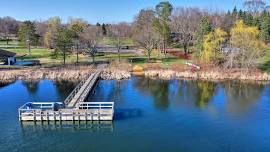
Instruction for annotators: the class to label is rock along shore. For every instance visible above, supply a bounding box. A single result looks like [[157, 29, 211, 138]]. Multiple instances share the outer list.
[[1, 65, 270, 83]]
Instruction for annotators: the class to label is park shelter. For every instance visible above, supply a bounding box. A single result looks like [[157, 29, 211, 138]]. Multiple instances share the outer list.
[[0, 49, 16, 65]]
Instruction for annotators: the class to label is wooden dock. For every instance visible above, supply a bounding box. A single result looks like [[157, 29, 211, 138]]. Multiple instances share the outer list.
[[18, 66, 114, 122], [65, 68, 102, 108]]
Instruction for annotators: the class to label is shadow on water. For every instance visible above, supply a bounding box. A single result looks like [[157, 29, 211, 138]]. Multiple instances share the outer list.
[[54, 80, 78, 99], [114, 108, 143, 121], [0, 80, 16, 88], [22, 80, 40, 94], [20, 121, 114, 135]]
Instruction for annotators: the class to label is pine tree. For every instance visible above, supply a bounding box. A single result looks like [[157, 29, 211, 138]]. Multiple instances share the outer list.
[[244, 13, 254, 26], [259, 13, 270, 41], [18, 21, 37, 47], [55, 28, 73, 65], [101, 23, 107, 36], [196, 17, 212, 52], [238, 9, 244, 19], [232, 6, 238, 17]]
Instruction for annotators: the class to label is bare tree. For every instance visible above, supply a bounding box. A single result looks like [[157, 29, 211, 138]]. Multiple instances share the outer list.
[[109, 22, 132, 61], [0, 17, 19, 45], [34, 21, 48, 46], [80, 25, 103, 64], [133, 9, 159, 61], [170, 7, 203, 54], [244, 0, 266, 15]]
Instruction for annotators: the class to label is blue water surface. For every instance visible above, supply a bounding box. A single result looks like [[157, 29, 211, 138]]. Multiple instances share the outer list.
[[0, 77, 270, 152]]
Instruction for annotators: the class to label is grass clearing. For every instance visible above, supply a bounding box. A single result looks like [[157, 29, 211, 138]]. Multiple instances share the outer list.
[[3, 46, 186, 68]]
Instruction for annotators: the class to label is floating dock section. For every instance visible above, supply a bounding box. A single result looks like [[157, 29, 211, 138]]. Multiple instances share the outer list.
[[18, 67, 114, 121]]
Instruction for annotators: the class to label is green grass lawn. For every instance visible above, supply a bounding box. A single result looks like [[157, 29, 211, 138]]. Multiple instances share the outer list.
[[0, 40, 22, 48], [100, 37, 134, 46], [4, 46, 186, 68], [5, 48, 91, 66]]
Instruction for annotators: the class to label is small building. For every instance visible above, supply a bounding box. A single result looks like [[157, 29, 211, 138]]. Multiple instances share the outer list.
[[0, 49, 16, 65]]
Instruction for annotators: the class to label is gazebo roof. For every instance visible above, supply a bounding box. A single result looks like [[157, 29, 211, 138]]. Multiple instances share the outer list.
[[0, 49, 16, 58]]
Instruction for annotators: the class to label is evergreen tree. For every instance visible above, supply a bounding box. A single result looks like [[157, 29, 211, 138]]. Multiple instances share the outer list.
[[18, 21, 37, 47], [253, 17, 261, 28], [244, 13, 254, 26], [260, 15, 270, 41], [101, 23, 107, 36], [196, 16, 212, 52], [55, 28, 73, 65], [239, 9, 244, 19], [18, 21, 38, 54], [232, 6, 238, 17], [153, 1, 173, 57]]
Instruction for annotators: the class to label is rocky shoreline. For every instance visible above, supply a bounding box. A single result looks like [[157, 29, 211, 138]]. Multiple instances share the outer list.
[[0, 66, 95, 83], [144, 69, 270, 81], [1, 66, 270, 84]]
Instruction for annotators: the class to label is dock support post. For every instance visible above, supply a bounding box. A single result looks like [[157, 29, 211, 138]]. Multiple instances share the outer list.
[[33, 110, 36, 122]]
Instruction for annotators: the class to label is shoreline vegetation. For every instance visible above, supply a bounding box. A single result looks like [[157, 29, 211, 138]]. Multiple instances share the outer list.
[[1, 62, 270, 85], [1, 1, 270, 85]]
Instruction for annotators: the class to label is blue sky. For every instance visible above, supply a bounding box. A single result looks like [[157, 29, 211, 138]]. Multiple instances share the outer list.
[[0, 0, 269, 23]]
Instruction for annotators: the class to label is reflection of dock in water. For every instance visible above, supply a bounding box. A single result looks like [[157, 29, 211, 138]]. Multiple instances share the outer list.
[[20, 121, 114, 133]]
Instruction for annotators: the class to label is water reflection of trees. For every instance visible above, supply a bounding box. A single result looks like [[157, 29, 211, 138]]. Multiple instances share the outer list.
[[223, 81, 264, 114], [196, 82, 216, 108], [176, 80, 216, 109], [22, 80, 39, 94], [54, 80, 78, 99], [134, 77, 217, 109], [88, 80, 129, 103], [134, 77, 170, 110]]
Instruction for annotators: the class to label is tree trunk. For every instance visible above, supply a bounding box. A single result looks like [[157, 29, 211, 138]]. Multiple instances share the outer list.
[[6, 37, 9, 46], [163, 39, 166, 58], [183, 43, 188, 55], [76, 43, 79, 64], [63, 47, 66, 65], [118, 37, 120, 62], [28, 42, 31, 55], [92, 55, 95, 64], [148, 49, 151, 61]]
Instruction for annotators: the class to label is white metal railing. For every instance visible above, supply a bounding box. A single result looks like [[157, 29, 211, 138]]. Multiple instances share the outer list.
[[77, 102, 114, 110], [18, 102, 114, 121], [18, 102, 64, 121]]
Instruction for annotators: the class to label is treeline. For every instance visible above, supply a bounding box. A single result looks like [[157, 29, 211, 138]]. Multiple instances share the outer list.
[[0, 0, 269, 68]]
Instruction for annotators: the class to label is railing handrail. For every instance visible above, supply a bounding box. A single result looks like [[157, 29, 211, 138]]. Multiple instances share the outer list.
[[77, 102, 114, 109], [19, 102, 63, 110]]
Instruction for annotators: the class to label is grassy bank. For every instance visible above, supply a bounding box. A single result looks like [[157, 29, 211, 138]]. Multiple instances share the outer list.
[[4, 47, 186, 68]]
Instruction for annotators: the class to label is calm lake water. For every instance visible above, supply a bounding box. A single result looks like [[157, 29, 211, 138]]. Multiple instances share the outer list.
[[0, 77, 270, 152]]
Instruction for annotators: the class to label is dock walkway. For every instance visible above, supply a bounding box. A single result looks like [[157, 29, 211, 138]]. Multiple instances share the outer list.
[[18, 66, 114, 121]]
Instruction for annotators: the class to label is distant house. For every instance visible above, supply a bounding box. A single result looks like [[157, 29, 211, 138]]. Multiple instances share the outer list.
[[0, 49, 16, 65]]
